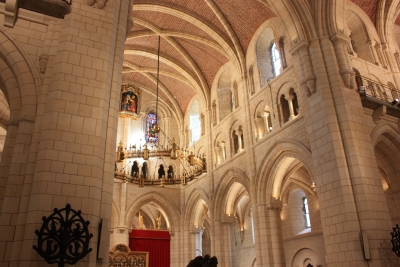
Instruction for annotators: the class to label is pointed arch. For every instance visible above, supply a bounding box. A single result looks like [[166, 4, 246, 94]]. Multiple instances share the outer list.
[[255, 139, 313, 204], [125, 191, 181, 232]]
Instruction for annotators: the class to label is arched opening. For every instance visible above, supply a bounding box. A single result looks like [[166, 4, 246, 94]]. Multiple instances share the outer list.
[[280, 95, 290, 123], [271, 42, 282, 77], [219, 181, 255, 267], [218, 69, 232, 121], [190, 100, 201, 143], [373, 132, 400, 225], [256, 27, 276, 88], [290, 88, 300, 116], [346, 10, 375, 64]]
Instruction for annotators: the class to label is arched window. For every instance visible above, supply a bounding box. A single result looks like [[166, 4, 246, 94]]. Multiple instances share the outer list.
[[302, 197, 311, 228], [190, 100, 201, 143], [271, 43, 281, 76], [146, 113, 158, 143]]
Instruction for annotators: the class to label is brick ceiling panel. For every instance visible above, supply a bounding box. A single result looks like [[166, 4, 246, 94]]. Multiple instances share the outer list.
[[133, 10, 212, 41], [124, 54, 182, 77], [396, 15, 400, 25], [134, 0, 225, 34], [125, 35, 193, 74], [350, 0, 378, 23], [130, 23, 148, 32], [213, 0, 276, 52], [175, 37, 228, 89], [158, 75, 196, 114]]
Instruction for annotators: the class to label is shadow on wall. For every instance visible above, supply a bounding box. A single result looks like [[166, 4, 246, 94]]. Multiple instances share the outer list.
[[379, 240, 399, 267]]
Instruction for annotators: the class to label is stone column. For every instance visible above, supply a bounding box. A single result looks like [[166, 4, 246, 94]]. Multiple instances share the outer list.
[[382, 43, 400, 89], [367, 40, 380, 66], [375, 43, 388, 69], [219, 216, 235, 267], [220, 142, 226, 161], [285, 94, 296, 121], [111, 181, 129, 247], [248, 66, 255, 95], [331, 34, 355, 88], [263, 111, 271, 134], [191, 227, 203, 257], [237, 129, 243, 152], [267, 200, 285, 267], [215, 146, 221, 165], [254, 117, 264, 139]]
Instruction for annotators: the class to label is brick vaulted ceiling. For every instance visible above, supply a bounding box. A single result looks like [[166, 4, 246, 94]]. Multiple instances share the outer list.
[[123, 0, 275, 115]]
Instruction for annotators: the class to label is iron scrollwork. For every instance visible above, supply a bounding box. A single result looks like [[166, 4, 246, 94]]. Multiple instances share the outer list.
[[33, 204, 93, 266], [391, 224, 400, 257]]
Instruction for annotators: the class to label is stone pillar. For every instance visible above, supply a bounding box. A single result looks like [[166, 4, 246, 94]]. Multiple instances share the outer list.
[[289, 40, 316, 96], [285, 94, 296, 121], [0, 1, 132, 266], [237, 129, 243, 152], [331, 34, 355, 89], [263, 112, 270, 134], [219, 216, 235, 267], [253, 203, 271, 267], [367, 40, 380, 66], [248, 66, 255, 95], [111, 182, 129, 247], [255, 117, 264, 139], [215, 146, 221, 165], [220, 142, 226, 161], [191, 227, 203, 256], [382, 43, 400, 89], [375, 43, 388, 69], [394, 52, 400, 71], [267, 200, 285, 267], [303, 36, 393, 267]]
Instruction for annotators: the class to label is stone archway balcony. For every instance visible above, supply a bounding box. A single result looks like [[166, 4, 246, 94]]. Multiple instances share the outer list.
[[357, 75, 400, 119]]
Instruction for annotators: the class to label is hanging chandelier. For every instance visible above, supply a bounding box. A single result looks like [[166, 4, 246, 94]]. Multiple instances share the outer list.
[[114, 36, 207, 186]]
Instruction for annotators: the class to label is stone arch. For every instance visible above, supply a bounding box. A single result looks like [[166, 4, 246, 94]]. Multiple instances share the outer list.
[[345, 8, 375, 63], [288, 243, 326, 267], [256, 139, 313, 204], [213, 167, 251, 220], [125, 191, 180, 232], [255, 27, 275, 88], [184, 187, 210, 230], [345, 2, 381, 42]]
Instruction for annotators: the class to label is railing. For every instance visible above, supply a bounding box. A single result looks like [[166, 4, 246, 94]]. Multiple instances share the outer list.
[[357, 76, 400, 103]]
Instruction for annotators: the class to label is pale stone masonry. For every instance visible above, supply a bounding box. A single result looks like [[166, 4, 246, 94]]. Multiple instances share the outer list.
[[0, 1, 400, 267]]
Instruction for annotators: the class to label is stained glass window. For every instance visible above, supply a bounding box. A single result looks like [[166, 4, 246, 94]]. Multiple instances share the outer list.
[[146, 113, 158, 143]]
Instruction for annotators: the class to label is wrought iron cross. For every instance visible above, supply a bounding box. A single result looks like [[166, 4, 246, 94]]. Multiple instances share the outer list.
[[33, 204, 93, 267]]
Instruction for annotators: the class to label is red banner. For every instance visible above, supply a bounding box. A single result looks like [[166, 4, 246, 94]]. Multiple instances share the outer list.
[[129, 230, 170, 267]]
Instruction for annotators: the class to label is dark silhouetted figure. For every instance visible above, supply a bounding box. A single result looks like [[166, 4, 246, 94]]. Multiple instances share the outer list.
[[158, 164, 165, 179], [142, 162, 148, 179], [167, 165, 174, 179], [131, 161, 139, 177], [186, 255, 218, 267]]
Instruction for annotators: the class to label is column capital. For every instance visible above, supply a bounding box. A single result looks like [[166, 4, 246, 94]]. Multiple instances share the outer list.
[[267, 198, 282, 211], [221, 215, 236, 225]]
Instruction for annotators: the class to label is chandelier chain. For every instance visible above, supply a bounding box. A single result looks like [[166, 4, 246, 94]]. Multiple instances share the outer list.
[[156, 36, 160, 125]]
